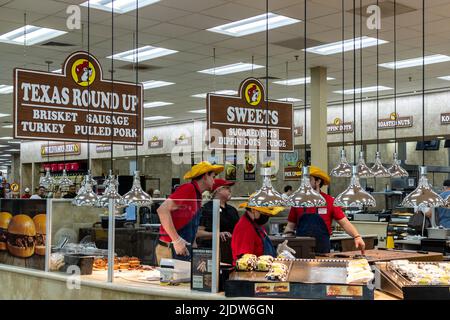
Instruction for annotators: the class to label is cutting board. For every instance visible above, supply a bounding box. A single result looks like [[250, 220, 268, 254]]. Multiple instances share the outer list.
[[319, 249, 443, 263]]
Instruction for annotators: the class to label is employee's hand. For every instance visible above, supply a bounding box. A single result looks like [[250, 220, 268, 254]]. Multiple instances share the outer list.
[[173, 237, 189, 256], [354, 236, 366, 255], [220, 232, 232, 242]]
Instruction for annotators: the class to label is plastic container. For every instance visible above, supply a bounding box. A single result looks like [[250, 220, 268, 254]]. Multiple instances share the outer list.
[[63, 254, 94, 275]]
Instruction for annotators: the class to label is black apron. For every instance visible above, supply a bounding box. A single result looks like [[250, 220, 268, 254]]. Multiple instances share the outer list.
[[295, 208, 331, 254]]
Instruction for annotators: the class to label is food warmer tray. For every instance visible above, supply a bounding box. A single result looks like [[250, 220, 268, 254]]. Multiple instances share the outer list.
[[375, 262, 450, 300], [224, 259, 374, 300]]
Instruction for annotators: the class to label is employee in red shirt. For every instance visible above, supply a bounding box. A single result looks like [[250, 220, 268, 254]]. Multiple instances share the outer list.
[[284, 166, 365, 254], [231, 202, 285, 263], [156, 161, 224, 264]]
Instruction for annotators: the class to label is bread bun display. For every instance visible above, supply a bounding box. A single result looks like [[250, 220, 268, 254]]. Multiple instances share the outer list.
[[32, 214, 46, 256], [7, 214, 36, 258], [0, 212, 12, 251]]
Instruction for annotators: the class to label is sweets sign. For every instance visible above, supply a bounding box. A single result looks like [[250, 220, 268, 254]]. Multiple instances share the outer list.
[[14, 51, 143, 145], [207, 78, 294, 152]]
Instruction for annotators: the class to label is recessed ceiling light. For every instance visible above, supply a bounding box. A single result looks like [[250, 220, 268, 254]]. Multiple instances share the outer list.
[[2, 125, 12, 129], [0, 25, 67, 46], [273, 77, 334, 86], [379, 54, 450, 69], [276, 98, 302, 102], [305, 36, 388, 55], [191, 90, 237, 98], [107, 45, 177, 62], [198, 63, 264, 75], [208, 13, 301, 37], [144, 101, 173, 108], [144, 116, 172, 121], [0, 85, 13, 94], [141, 80, 175, 90], [52, 69, 62, 73], [81, 0, 160, 14], [334, 86, 392, 95], [189, 109, 207, 114]]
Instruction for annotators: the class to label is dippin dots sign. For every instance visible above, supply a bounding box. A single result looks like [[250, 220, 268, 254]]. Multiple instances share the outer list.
[[13, 51, 143, 145]]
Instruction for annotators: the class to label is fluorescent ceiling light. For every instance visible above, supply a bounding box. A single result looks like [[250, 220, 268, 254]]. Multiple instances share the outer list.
[[2, 125, 12, 128], [189, 109, 207, 114], [192, 90, 237, 98], [198, 62, 264, 75], [52, 69, 62, 73], [7, 141, 21, 144], [0, 137, 13, 140], [141, 80, 175, 90], [144, 116, 172, 121], [144, 101, 173, 108], [0, 114, 10, 118], [107, 45, 177, 62], [0, 85, 13, 94], [276, 98, 302, 102], [81, 0, 160, 14], [0, 25, 66, 46], [437, 75, 450, 81], [273, 77, 334, 86], [0, 145, 9, 148], [305, 36, 388, 55], [379, 54, 450, 69], [0, 154, 12, 157], [5, 149, 19, 152], [334, 86, 392, 95], [208, 13, 301, 37]]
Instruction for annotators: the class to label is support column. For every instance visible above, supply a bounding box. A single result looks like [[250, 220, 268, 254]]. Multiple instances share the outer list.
[[310, 66, 328, 173], [10, 154, 20, 184]]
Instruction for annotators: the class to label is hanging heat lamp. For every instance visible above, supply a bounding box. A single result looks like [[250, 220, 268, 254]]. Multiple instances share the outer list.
[[123, 2, 152, 207], [334, 0, 376, 208], [288, 0, 325, 208], [369, 0, 390, 178], [388, 0, 408, 178], [40, 167, 56, 189], [248, 0, 285, 207], [57, 142, 74, 191], [331, 0, 352, 178], [73, 1, 98, 206], [401, 0, 444, 208]]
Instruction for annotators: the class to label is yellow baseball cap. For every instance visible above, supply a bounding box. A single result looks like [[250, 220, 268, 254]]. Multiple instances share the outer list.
[[239, 202, 285, 216], [183, 161, 224, 180], [309, 166, 331, 186]]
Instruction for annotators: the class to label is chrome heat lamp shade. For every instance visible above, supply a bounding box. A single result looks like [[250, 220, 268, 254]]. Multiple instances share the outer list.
[[40, 168, 56, 189], [248, 167, 285, 207], [97, 171, 125, 208], [288, 166, 326, 207], [123, 171, 152, 207], [330, 149, 352, 178], [58, 169, 74, 191], [388, 153, 409, 177], [401, 166, 444, 208], [334, 165, 376, 208], [357, 151, 374, 178], [371, 152, 391, 178], [72, 176, 98, 207]]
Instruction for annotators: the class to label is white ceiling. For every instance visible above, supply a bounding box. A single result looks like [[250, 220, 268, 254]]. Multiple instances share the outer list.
[[1, 0, 450, 163]]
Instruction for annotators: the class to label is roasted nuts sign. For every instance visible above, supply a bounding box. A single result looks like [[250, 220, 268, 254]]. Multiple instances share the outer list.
[[41, 143, 81, 157], [207, 78, 294, 152], [14, 51, 143, 144], [327, 118, 353, 134], [378, 113, 413, 130]]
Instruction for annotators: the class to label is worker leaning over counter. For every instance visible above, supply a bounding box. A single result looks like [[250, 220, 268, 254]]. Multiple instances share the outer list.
[[284, 166, 365, 254], [156, 161, 224, 264], [231, 201, 284, 264]]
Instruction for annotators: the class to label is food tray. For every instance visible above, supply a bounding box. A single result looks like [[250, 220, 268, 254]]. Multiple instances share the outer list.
[[376, 262, 450, 300], [225, 259, 374, 300]]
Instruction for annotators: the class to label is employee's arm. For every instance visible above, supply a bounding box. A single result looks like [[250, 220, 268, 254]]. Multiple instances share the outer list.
[[284, 222, 297, 235], [157, 199, 188, 256], [196, 226, 212, 240], [336, 217, 365, 253]]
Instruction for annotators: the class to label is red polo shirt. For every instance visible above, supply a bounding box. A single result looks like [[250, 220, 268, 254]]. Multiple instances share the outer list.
[[159, 181, 202, 242], [287, 192, 346, 235], [231, 213, 265, 263]]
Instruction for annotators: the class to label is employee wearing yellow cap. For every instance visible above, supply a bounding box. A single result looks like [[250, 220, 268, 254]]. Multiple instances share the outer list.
[[156, 161, 223, 264], [284, 166, 365, 254], [231, 201, 284, 264]]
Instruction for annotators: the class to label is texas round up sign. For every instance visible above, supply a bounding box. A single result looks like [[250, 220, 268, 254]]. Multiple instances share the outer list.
[[13, 51, 143, 145]]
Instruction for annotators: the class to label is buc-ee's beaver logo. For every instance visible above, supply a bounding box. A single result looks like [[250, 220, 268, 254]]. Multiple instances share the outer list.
[[244, 83, 262, 106], [71, 59, 95, 86]]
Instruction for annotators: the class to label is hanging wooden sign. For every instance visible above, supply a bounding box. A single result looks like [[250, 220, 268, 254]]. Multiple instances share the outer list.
[[14, 51, 143, 145], [378, 113, 413, 129], [327, 118, 353, 134], [41, 143, 81, 157], [207, 78, 294, 152], [441, 113, 450, 125]]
